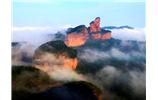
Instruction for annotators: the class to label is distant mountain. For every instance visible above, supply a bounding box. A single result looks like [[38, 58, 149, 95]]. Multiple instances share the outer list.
[[102, 25, 134, 30]]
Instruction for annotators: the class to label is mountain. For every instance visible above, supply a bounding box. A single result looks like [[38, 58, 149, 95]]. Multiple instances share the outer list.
[[12, 37, 146, 100], [12, 17, 145, 100], [64, 17, 112, 47], [102, 25, 134, 30]]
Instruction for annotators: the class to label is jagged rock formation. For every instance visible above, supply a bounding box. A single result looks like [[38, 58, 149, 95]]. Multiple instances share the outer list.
[[64, 25, 88, 47], [89, 17, 101, 33], [65, 17, 112, 47], [88, 17, 112, 40]]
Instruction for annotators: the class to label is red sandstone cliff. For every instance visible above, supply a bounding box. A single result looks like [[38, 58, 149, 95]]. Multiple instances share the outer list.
[[65, 17, 112, 47]]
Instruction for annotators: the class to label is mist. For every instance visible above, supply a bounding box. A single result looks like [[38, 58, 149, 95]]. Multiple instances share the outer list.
[[12, 42, 34, 66], [76, 39, 146, 100], [111, 28, 145, 41], [12, 26, 146, 100], [83, 65, 146, 100]]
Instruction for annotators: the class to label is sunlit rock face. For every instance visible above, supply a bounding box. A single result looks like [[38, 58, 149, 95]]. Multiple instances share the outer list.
[[89, 17, 112, 40], [33, 40, 78, 73], [64, 25, 89, 47], [64, 17, 112, 47], [91, 33, 102, 40], [89, 17, 101, 33]]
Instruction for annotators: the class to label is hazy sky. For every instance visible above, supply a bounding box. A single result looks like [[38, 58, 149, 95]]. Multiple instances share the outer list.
[[13, 0, 145, 28]]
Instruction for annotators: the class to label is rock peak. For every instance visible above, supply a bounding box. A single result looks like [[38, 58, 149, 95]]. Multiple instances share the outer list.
[[65, 17, 112, 47]]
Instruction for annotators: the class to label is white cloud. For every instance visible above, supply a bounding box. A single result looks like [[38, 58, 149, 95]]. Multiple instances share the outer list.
[[90, 66, 146, 95], [129, 71, 146, 95], [12, 25, 72, 32], [79, 47, 143, 63], [110, 48, 130, 60], [96, 66, 121, 82], [12, 42, 34, 66], [13, 26, 53, 31], [79, 49, 110, 62], [111, 28, 145, 41], [48, 67, 85, 81], [12, 25, 71, 45]]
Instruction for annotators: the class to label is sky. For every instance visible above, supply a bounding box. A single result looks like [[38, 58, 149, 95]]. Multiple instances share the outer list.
[[13, 0, 145, 28]]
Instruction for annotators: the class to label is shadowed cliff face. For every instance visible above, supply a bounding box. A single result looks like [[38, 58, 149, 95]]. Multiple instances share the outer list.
[[12, 66, 103, 100], [33, 40, 78, 73], [28, 81, 103, 100], [65, 17, 112, 47]]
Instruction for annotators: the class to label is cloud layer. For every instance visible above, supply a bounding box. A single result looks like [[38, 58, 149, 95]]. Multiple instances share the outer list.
[[111, 28, 145, 41], [12, 26, 146, 46]]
